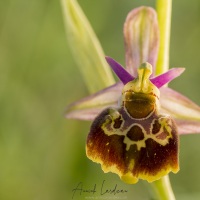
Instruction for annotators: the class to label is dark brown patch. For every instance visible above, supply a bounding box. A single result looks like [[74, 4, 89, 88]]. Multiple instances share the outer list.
[[123, 93, 155, 119], [124, 100, 155, 119], [86, 108, 127, 173], [113, 116, 123, 129], [152, 119, 161, 134], [127, 125, 144, 141]]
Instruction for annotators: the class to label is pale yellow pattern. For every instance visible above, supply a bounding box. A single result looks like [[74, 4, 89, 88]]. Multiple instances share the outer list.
[[102, 112, 173, 151], [86, 143, 179, 184], [121, 163, 179, 184]]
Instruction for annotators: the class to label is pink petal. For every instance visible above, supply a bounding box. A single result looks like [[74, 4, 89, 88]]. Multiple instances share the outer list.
[[175, 120, 200, 135], [160, 87, 200, 134], [65, 83, 123, 120], [151, 68, 185, 88], [105, 56, 135, 84], [124, 7, 159, 77], [106, 56, 184, 88]]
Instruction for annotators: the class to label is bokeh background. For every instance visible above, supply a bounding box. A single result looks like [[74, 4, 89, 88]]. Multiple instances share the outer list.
[[0, 0, 200, 199]]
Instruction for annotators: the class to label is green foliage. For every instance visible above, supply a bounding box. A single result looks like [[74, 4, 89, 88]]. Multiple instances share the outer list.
[[0, 0, 200, 199]]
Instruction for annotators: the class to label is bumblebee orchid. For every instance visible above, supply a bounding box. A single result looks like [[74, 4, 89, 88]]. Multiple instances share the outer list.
[[62, 0, 200, 186]]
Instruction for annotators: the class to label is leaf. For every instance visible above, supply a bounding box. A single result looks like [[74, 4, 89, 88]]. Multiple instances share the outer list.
[[61, 0, 115, 93]]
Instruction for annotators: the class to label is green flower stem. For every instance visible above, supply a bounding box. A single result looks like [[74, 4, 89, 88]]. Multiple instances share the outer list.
[[156, 0, 172, 74], [153, 0, 176, 199], [152, 0, 175, 200], [151, 175, 176, 200]]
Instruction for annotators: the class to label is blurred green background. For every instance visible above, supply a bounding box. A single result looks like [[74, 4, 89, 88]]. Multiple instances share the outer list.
[[0, 0, 200, 199]]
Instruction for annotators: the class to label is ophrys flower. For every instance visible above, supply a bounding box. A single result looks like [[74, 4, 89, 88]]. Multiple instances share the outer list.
[[64, 5, 200, 184]]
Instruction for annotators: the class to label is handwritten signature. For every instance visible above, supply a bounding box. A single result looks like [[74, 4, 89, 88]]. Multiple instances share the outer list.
[[72, 180, 128, 199]]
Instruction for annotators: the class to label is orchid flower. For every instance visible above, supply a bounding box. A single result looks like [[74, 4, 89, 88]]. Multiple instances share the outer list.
[[62, 0, 200, 199]]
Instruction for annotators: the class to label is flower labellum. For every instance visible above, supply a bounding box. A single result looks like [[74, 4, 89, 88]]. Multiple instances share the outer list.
[[86, 63, 179, 184]]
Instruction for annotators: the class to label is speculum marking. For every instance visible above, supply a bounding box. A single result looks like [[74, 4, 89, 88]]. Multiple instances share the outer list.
[[113, 116, 123, 129], [152, 119, 161, 134], [127, 125, 144, 141]]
